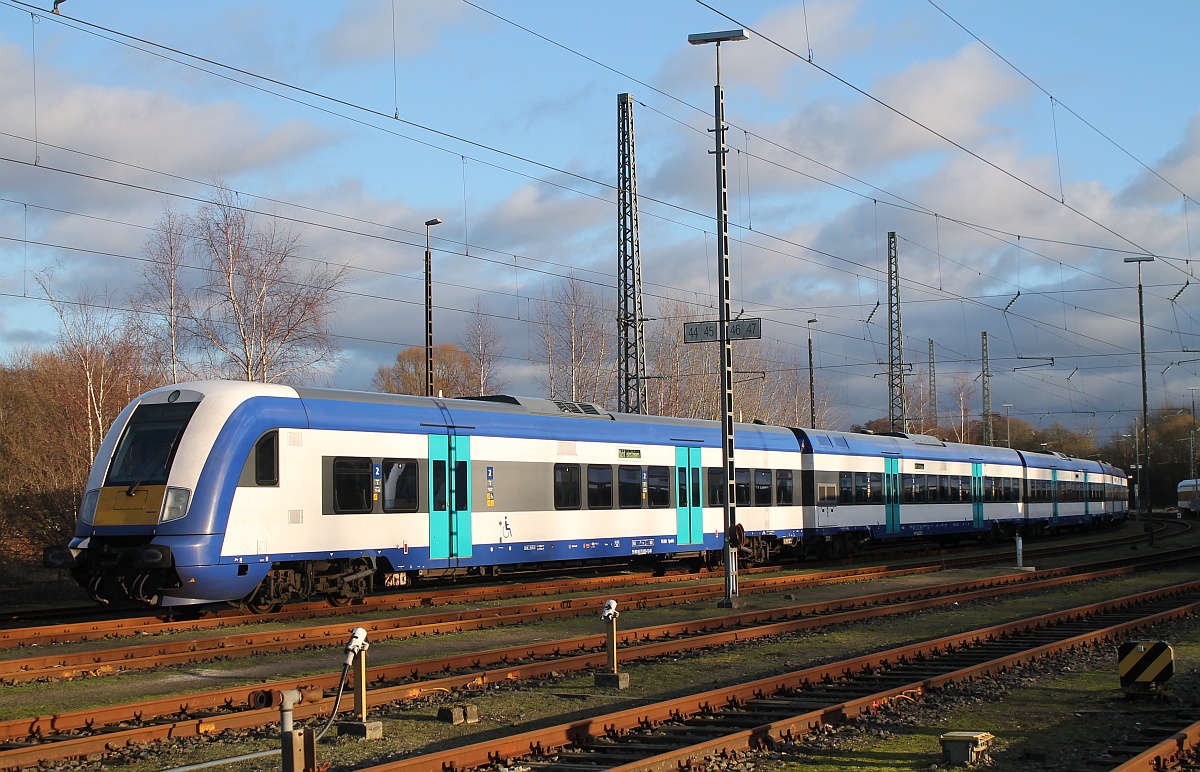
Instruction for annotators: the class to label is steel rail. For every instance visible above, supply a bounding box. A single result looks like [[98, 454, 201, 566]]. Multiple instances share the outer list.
[[353, 580, 1200, 772], [0, 562, 911, 650], [0, 556, 1192, 770], [4, 516, 1176, 640], [9, 537, 1197, 681], [1109, 717, 1200, 771], [0, 565, 952, 681]]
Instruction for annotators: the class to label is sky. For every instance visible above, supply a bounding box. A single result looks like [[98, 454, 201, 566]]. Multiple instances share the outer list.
[[1, 0, 1198, 440]]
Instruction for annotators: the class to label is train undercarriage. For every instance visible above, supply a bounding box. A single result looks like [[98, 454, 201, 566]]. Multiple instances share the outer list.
[[242, 557, 376, 613]]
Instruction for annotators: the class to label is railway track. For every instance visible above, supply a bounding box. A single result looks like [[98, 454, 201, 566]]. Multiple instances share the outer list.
[[2, 549, 1197, 770], [352, 580, 1200, 772], [1106, 714, 1200, 771], [2, 517, 1179, 652], [5, 534, 1195, 682]]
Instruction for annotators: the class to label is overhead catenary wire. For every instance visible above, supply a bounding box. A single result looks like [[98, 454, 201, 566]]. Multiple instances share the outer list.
[[3, 0, 1195, 423]]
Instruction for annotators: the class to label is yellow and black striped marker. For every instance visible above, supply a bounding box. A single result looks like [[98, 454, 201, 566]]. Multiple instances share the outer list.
[[1118, 640, 1174, 690]]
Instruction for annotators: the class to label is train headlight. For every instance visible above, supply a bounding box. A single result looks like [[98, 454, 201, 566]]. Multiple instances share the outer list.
[[78, 489, 99, 525], [159, 487, 191, 523]]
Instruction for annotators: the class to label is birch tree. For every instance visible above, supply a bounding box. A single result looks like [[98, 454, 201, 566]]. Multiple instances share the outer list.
[[458, 297, 508, 396], [533, 275, 614, 406], [131, 203, 192, 383]]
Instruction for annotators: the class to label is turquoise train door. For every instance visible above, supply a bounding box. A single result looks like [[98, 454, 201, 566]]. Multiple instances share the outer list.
[[971, 462, 985, 528], [884, 456, 900, 533], [1083, 472, 1091, 520], [675, 447, 703, 545], [1051, 469, 1059, 524], [428, 434, 473, 560]]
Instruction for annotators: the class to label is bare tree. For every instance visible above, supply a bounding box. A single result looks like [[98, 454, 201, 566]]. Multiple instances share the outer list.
[[37, 269, 154, 460], [458, 297, 508, 396], [131, 203, 193, 383], [373, 343, 474, 397], [0, 349, 84, 552], [951, 371, 979, 443], [644, 296, 716, 419], [187, 186, 346, 383], [533, 275, 615, 406]]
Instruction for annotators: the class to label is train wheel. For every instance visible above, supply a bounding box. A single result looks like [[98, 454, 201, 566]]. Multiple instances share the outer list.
[[245, 597, 281, 614], [328, 595, 351, 607]]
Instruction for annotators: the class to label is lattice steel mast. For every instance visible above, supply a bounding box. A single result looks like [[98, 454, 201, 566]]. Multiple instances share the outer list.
[[617, 93, 647, 415], [928, 338, 937, 430], [981, 331, 994, 445], [887, 231, 907, 432]]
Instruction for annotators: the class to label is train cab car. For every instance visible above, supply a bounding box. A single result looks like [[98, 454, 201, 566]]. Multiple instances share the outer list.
[[1177, 479, 1199, 515]]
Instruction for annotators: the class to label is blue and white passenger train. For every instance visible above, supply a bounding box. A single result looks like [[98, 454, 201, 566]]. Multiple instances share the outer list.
[[44, 381, 1128, 611]]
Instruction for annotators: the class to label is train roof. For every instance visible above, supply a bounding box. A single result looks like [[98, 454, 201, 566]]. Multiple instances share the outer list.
[[795, 427, 1023, 464], [140, 381, 799, 453]]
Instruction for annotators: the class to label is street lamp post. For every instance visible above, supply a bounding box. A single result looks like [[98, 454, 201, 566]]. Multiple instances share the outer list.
[[424, 217, 442, 398], [1002, 403, 1013, 448], [807, 318, 818, 428], [689, 28, 748, 608], [1125, 255, 1154, 545]]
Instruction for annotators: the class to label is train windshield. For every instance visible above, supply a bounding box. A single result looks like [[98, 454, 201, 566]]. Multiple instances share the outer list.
[[105, 402, 199, 489]]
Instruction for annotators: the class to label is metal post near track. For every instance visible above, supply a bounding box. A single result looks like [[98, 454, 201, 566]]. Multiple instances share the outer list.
[[689, 29, 749, 608], [1125, 255, 1154, 546]]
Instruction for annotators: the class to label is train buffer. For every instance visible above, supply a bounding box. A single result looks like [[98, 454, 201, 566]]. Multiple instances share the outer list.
[[1118, 640, 1174, 699]]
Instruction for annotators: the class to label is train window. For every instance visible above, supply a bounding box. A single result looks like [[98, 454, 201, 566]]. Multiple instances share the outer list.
[[776, 470, 793, 505], [382, 459, 419, 512], [948, 475, 962, 502], [734, 469, 751, 506], [853, 473, 868, 504], [939, 475, 951, 503], [924, 474, 937, 503], [106, 401, 199, 488], [588, 465, 613, 509], [707, 467, 725, 506], [754, 469, 773, 506], [869, 473, 884, 503], [432, 460, 447, 512], [618, 465, 643, 508], [677, 468, 689, 508], [817, 483, 838, 505], [332, 457, 372, 514], [692, 467, 703, 508], [839, 472, 854, 504], [454, 461, 468, 511], [554, 464, 582, 510], [254, 431, 278, 486], [915, 474, 928, 502], [647, 466, 671, 508]]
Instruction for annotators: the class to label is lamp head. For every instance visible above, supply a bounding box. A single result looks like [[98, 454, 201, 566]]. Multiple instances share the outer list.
[[425, 218, 443, 227], [688, 30, 749, 45]]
